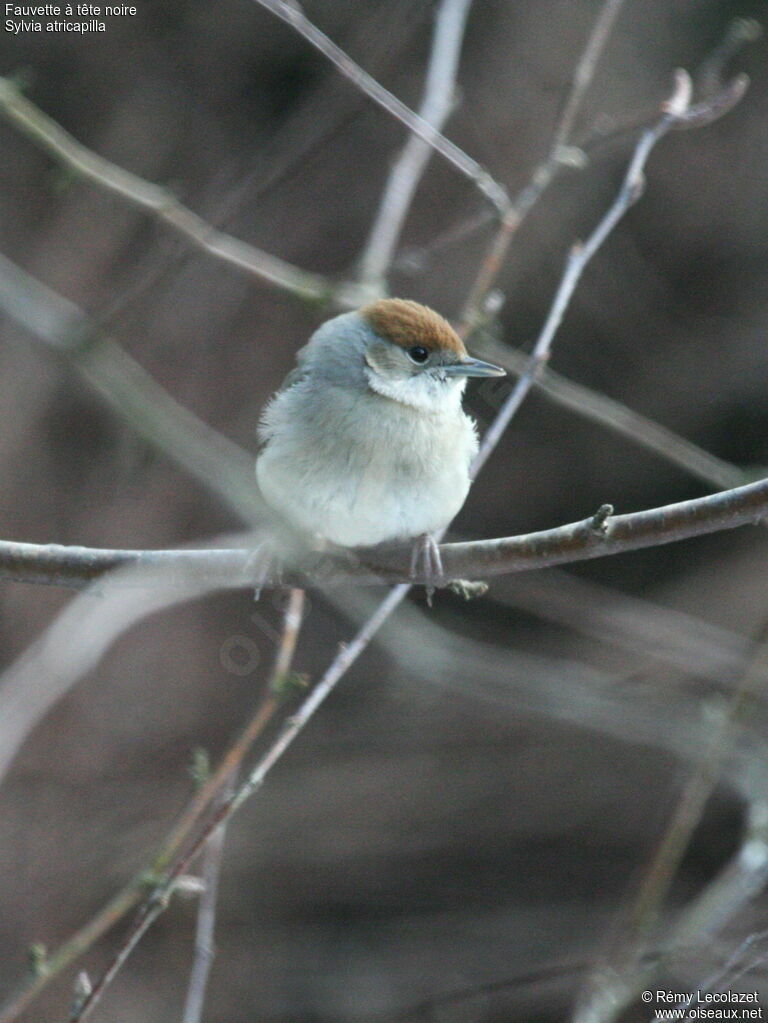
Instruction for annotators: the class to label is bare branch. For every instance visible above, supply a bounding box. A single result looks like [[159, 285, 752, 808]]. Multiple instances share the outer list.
[[460, 0, 627, 330], [551, 0, 627, 153], [180, 775, 234, 1023], [459, 12, 755, 333], [250, 0, 509, 213], [2, 470, 768, 591], [0, 77, 350, 304], [470, 69, 694, 479], [359, 0, 475, 289]]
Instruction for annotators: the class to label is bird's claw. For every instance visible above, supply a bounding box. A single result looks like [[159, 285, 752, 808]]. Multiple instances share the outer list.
[[409, 534, 445, 606]]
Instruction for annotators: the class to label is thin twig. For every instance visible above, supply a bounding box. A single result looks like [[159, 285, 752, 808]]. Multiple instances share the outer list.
[[358, 0, 475, 288], [470, 69, 694, 479], [250, 0, 508, 213], [0, 78, 347, 304], [180, 777, 233, 1023], [473, 333, 750, 491], [70, 897, 165, 1023], [459, 0, 627, 331], [177, 590, 306, 1023], [552, 0, 627, 152]]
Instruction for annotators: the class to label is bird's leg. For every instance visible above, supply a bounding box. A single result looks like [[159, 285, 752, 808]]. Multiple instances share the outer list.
[[245, 540, 280, 601], [410, 533, 445, 606]]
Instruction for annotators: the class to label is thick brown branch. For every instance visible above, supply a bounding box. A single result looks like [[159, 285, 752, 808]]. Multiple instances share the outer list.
[[1, 474, 767, 590]]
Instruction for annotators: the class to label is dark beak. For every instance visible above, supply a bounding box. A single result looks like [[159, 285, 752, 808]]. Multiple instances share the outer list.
[[442, 356, 506, 378]]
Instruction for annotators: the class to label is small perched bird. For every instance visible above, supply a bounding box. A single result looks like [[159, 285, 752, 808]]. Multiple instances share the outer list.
[[256, 298, 505, 584]]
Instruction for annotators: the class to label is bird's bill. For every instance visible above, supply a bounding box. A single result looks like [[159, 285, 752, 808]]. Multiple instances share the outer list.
[[442, 357, 506, 378]]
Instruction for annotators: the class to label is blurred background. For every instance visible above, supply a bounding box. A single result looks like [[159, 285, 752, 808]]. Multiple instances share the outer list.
[[1, 1, 768, 1020]]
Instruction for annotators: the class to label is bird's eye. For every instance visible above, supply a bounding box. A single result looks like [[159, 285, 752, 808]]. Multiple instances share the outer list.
[[407, 346, 429, 364]]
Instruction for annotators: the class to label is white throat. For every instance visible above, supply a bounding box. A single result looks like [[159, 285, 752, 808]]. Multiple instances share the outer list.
[[364, 367, 466, 414]]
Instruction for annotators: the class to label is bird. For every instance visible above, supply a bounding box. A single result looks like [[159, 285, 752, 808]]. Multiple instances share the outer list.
[[255, 298, 505, 591]]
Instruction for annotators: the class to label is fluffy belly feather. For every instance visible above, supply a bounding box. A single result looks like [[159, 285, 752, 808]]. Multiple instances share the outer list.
[[256, 402, 477, 547]]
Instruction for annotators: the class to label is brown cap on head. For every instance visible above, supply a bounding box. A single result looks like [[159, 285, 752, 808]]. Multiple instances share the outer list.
[[362, 299, 467, 357]]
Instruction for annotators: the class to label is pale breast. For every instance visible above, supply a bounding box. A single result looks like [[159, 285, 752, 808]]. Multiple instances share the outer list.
[[256, 380, 478, 547]]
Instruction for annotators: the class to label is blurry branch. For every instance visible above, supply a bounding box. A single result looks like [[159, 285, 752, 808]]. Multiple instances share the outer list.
[[250, 0, 509, 213], [573, 802, 768, 1023], [181, 591, 305, 1023], [471, 68, 729, 478], [550, 0, 626, 154], [393, 207, 496, 275], [695, 17, 762, 102], [496, 570, 752, 685], [0, 588, 306, 1023], [670, 802, 768, 973], [2, 470, 768, 590], [0, 557, 243, 791], [359, 0, 474, 289], [574, 623, 768, 1023], [0, 78, 357, 305], [180, 778, 233, 1023], [630, 625, 768, 936], [394, 14, 760, 284], [0, 251, 263, 524], [460, 11, 755, 332], [474, 333, 750, 490], [460, 0, 626, 331], [69, 584, 403, 1023]]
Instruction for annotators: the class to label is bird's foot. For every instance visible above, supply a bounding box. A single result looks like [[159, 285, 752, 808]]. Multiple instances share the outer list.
[[409, 533, 445, 607]]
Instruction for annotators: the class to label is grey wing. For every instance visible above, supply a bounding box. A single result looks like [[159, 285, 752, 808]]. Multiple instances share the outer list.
[[272, 338, 315, 393], [257, 341, 313, 444]]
